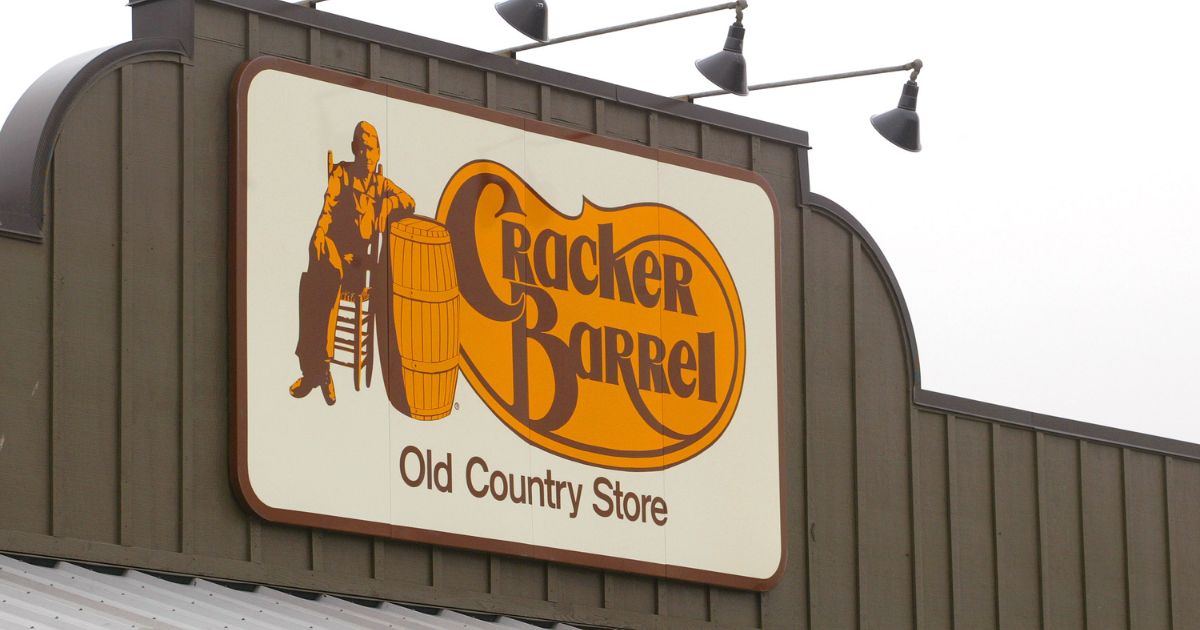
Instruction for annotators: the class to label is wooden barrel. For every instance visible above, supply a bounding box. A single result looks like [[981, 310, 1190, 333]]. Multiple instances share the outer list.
[[387, 217, 460, 420]]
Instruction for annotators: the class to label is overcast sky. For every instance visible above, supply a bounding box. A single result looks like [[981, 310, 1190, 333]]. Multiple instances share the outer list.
[[2, 0, 1197, 442]]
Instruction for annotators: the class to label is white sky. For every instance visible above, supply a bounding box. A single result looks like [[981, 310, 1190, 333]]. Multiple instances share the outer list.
[[2, 0, 1197, 442]]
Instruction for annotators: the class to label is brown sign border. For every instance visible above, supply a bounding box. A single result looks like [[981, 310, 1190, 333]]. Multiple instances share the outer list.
[[229, 55, 786, 592]]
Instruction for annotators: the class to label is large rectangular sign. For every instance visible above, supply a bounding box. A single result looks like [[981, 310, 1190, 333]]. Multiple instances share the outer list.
[[231, 57, 784, 589]]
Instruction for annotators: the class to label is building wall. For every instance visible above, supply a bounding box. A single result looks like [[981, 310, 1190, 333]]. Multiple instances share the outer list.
[[1, 1, 1197, 628]]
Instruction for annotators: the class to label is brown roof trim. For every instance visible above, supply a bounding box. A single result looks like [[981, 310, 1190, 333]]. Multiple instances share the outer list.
[[916, 389, 1200, 462], [0, 37, 188, 242], [205, 0, 810, 148]]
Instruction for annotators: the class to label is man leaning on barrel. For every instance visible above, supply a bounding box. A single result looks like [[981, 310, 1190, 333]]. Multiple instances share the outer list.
[[291, 121, 415, 405]]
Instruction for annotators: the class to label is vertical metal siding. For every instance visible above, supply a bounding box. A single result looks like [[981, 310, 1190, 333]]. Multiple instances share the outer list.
[[759, 151, 805, 630], [914, 411, 952, 628], [950, 417, 998, 629], [50, 70, 123, 545], [852, 240, 914, 629], [803, 210, 857, 629], [1082, 443, 1129, 629], [1166, 458, 1200, 627], [1124, 450, 1171, 629], [992, 425, 1040, 628], [0, 203, 51, 537], [0, 2, 1191, 628], [1038, 433, 1087, 628], [120, 60, 185, 553], [191, 37, 253, 565]]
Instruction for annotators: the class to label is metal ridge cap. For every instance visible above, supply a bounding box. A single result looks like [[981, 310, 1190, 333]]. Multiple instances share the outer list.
[[205, 0, 810, 148], [915, 388, 1200, 461]]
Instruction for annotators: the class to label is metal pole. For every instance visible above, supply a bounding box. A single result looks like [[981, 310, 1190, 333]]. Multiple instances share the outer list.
[[494, 0, 748, 56], [680, 59, 923, 101], [295, 0, 331, 7]]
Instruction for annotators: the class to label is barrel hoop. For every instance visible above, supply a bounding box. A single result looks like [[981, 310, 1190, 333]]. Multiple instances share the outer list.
[[392, 284, 459, 302], [410, 405, 453, 420], [392, 229, 450, 245], [390, 218, 450, 242], [401, 355, 460, 373]]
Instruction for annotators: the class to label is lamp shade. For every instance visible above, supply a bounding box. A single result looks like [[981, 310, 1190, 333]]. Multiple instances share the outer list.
[[695, 22, 748, 96], [496, 0, 548, 42], [870, 80, 921, 152]]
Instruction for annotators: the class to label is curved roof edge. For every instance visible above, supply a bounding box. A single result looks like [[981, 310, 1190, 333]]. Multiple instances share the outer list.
[[806, 192, 923, 388], [808, 193, 1200, 461], [0, 37, 187, 242]]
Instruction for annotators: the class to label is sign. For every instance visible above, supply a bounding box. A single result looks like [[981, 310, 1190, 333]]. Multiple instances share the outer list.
[[231, 57, 784, 589]]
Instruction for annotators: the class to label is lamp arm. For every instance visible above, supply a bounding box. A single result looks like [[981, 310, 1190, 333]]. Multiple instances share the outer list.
[[680, 58, 923, 101], [494, 1, 749, 56]]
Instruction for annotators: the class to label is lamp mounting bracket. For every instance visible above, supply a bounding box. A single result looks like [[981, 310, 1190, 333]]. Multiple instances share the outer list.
[[908, 59, 923, 80]]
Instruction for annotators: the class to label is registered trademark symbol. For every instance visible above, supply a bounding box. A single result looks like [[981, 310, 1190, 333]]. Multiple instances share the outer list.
[[454, 403, 460, 410]]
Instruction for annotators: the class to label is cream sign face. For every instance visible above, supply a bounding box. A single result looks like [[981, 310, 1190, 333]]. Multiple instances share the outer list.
[[231, 57, 784, 589]]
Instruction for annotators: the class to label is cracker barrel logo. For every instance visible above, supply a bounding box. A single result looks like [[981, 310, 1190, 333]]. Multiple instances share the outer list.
[[290, 123, 744, 471], [436, 161, 745, 471], [241, 66, 783, 588]]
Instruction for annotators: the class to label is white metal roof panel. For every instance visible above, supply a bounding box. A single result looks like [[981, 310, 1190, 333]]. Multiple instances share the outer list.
[[0, 554, 582, 630]]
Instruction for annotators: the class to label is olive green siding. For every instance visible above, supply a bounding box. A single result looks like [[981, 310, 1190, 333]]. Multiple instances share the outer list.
[[0, 1, 1194, 628]]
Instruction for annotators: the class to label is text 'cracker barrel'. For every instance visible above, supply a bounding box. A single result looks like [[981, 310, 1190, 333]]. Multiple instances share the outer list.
[[387, 217, 460, 420]]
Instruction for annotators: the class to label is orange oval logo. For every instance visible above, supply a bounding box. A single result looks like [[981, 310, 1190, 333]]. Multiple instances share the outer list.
[[437, 160, 745, 470]]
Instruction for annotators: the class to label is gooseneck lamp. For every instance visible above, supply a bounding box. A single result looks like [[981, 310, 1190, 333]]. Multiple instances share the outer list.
[[495, 0, 550, 43], [869, 60, 922, 152], [694, 3, 749, 96], [298, 0, 753, 96], [493, 0, 751, 96], [293, 2, 920, 152], [680, 59, 925, 152]]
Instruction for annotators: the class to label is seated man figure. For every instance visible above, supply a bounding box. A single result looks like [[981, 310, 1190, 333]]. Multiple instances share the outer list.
[[291, 121, 415, 405]]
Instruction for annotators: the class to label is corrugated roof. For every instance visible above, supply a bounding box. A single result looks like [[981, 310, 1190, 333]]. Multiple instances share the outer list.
[[0, 554, 581, 630]]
